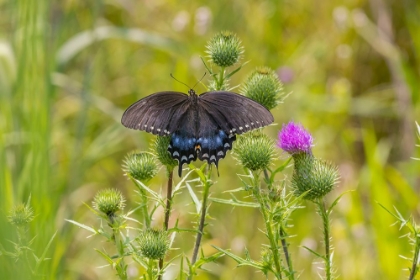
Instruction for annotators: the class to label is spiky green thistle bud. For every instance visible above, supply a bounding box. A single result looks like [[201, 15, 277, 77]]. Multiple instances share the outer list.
[[234, 133, 275, 171], [241, 67, 284, 110], [123, 152, 158, 182], [8, 203, 34, 226], [153, 136, 177, 171], [292, 153, 339, 201], [206, 31, 243, 68], [137, 229, 169, 260], [93, 188, 125, 217]]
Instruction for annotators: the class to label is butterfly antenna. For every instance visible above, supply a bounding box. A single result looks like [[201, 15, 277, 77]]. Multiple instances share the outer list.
[[192, 72, 207, 90], [170, 73, 191, 90]]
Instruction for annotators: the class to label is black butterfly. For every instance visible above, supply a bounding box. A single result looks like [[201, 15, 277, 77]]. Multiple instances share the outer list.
[[121, 89, 274, 176]]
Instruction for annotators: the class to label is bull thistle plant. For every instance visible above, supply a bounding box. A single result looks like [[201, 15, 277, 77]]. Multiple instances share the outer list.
[[68, 31, 347, 280], [1, 197, 56, 279]]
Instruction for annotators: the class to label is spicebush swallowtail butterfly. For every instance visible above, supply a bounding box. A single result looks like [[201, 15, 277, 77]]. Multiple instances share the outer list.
[[121, 89, 273, 176]]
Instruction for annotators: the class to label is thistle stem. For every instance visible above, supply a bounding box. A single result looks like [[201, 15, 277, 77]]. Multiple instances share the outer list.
[[147, 258, 154, 280], [189, 172, 211, 279], [132, 179, 151, 227], [254, 174, 283, 279], [263, 169, 270, 184], [263, 169, 294, 279], [260, 201, 283, 279], [317, 199, 332, 280], [279, 226, 294, 279], [111, 218, 128, 280], [217, 67, 225, 89], [408, 233, 420, 280], [163, 170, 174, 230], [158, 170, 173, 280]]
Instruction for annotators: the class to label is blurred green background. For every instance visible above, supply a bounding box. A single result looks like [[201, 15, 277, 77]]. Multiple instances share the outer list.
[[0, 0, 419, 279]]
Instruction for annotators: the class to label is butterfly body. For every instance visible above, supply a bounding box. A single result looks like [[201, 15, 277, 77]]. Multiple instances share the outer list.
[[122, 89, 273, 176]]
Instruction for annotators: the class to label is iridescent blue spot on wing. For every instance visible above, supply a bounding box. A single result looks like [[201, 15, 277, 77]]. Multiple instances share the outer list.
[[197, 130, 236, 169], [168, 133, 198, 176]]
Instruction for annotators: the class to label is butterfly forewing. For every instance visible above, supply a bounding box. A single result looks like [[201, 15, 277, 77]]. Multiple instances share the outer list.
[[121, 91, 189, 136], [198, 91, 274, 134]]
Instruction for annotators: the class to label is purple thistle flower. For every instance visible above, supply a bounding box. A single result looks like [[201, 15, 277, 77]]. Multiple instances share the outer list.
[[278, 122, 313, 154]]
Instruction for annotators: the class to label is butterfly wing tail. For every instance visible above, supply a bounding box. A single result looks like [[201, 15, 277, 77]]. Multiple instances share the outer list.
[[198, 131, 236, 173], [168, 133, 198, 177]]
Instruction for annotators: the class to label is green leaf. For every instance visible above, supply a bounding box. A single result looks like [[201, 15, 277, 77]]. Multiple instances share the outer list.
[[377, 202, 415, 232], [269, 157, 292, 182], [200, 56, 213, 75], [225, 63, 244, 79], [185, 181, 201, 214], [223, 187, 247, 193], [302, 246, 324, 259], [328, 190, 354, 214], [212, 245, 266, 270], [179, 254, 185, 280], [35, 231, 56, 267], [66, 219, 98, 234], [173, 169, 194, 194], [210, 196, 259, 208], [94, 248, 114, 265], [133, 178, 163, 205], [193, 251, 225, 269]]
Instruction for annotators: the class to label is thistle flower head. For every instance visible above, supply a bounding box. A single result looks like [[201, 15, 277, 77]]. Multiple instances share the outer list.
[[278, 122, 313, 154], [92, 188, 126, 217], [234, 133, 275, 171], [8, 203, 34, 226], [241, 67, 284, 110], [153, 136, 177, 171], [292, 154, 339, 201], [123, 152, 158, 182], [137, 229, 169, 260], [206, 31, 243, 68]]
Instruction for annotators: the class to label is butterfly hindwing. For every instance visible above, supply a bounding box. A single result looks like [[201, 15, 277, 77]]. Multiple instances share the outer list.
[[167, 105, 199, 176], [196, 105, 236, 170], [169, 131, 198, 176], [198, 91, 274, 134], [121, 91, 189, 136]]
